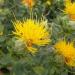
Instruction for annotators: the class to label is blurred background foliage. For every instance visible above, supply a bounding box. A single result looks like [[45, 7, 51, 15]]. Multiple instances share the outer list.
[[0, 0, 75, 75]]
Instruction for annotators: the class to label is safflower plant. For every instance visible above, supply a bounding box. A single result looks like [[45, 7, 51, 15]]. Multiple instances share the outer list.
[[0, 0, 75, 75]]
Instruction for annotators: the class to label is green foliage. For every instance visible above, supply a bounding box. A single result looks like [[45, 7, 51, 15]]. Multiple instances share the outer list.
[[0, 0, 75, 75]]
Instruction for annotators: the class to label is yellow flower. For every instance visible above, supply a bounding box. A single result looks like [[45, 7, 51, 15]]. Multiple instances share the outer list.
[[54, 40, 75, 67], [13, 19, 50, 54], [64, 0, 75, 20], [22, 0, 35, 9]]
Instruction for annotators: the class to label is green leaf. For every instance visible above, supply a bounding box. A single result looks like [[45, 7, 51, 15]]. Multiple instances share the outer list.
[[33, 66, 45, 75]]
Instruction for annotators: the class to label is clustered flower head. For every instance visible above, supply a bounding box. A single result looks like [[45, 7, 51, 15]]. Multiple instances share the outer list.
[[13, 18, 50, 54], [64, 0, 75, 20], [54, 40, 75, 67], [12, 0, 75, 68], [22, 0, 35, 9]]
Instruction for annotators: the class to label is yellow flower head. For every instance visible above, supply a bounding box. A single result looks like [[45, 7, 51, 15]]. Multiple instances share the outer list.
[[13, 18, 50, 54], [64, 0, 75, 20], [22, 0, 35, 9], [54, 40, 75, 67]]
